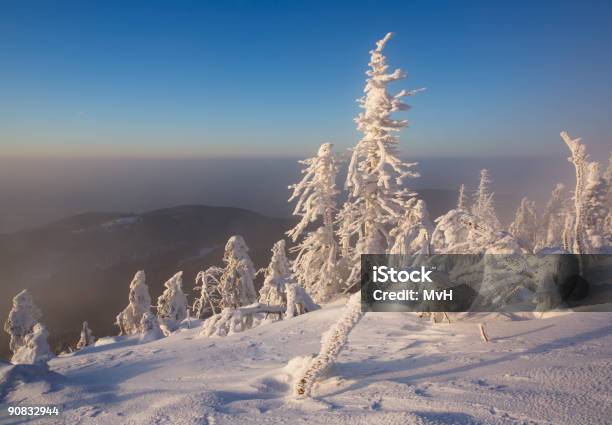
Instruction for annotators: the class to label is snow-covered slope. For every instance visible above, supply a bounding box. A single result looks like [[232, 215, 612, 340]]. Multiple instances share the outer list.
[[1, 304, 611, 424]]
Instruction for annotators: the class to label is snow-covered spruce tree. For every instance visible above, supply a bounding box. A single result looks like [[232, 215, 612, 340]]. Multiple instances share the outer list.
[[11, 323, 53, 365], [288, 143, 341, 302], [537, 183, 567, 251], [389, 198, 433, 255], [561, 131, 609, 253], [116, 270, 152, 335], [471, 169, 501, 231], [341, 33, 421, 290], [561, 131, 590, 254], [140, 312, 164, 342], [156, 271, 188, 332], [218, 235, 257, 308], [509, 197, 538, 253], [193, 266, 224, 318], [258, 239, 292, 307], [605, 152, 612, 237], [431, 209, 473, 253], [284, 283, 320, 319], [294, 292, 363, 397], [582, 162, 610, 250], [457, 183, 468, 211], [76, 321, 95, 349], [4, 289, 42, 359]]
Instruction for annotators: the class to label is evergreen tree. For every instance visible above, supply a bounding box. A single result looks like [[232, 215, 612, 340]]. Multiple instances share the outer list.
[[342, 33, 421, 289], [156, 271, 188, 331], [3, 289, 42, 359], [194, 235, 257, 314], [258, 240, 292, 306], [11, 323, 53, 365], [457, 183, 468, 211], [509, 197, 538, 253], [76, 321, 95, 349], [538, 183, 567, 250], [471, 169, 501, 231], [116, 271, 152, 335], [288, 143, 341, 302], [389, 198, 433, 255]]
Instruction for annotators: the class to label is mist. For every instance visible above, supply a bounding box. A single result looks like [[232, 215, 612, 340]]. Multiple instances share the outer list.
[[0, 155, 579, 234]]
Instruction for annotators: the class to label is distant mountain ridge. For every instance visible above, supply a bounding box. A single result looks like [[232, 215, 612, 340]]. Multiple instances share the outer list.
[[0, 205, 293, 359]]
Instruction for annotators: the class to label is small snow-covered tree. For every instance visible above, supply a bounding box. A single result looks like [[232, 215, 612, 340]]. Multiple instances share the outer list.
[[258, 240, 292, 306], [193, 266, 223, 318], [11, 323, 53, 365], [509, 197, 538, 253], [194, 235, 257, 314], [284, 283, 320, 319], [76, 321, 95, 349], [471, 169, 501, 231], [457, 183, 468, 211], [389, 198, 433, 255], [156, 271, 188, 331], [219, 235, 257, 307], [431, 209, 473, 253], [537, 183, 567, 250], [140, 312, 164, 342], [4, 289, 42, 358], [294, 292, 363, 397], [116, 270, 152, 335], [288, 143, 341, 302]]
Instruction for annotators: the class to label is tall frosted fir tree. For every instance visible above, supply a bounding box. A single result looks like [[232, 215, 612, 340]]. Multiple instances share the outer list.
[[288, 143, 341, 302], [344, 33, 421, 266], [471, 169, 501, 231]]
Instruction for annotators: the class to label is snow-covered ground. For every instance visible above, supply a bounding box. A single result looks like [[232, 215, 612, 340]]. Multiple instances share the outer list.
[[1, 303, 611, 424]]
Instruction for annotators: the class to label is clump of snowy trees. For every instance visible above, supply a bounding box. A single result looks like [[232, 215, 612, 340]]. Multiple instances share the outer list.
[[3, 290, 53, 365]]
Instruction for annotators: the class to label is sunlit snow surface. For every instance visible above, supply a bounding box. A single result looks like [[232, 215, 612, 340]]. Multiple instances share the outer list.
[[1, 303, 611, 424]]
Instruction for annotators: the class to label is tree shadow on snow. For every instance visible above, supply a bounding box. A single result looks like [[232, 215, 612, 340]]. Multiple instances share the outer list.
[[327, 322, 612, 397]]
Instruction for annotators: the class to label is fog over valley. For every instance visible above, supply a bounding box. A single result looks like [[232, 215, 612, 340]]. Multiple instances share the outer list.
[[0, 156, 577, 234]]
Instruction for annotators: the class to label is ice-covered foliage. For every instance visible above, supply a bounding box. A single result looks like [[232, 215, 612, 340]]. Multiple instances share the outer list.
[[200, 303, 283, 337], [509, 197, 538, 253], [258, 240, 292, 307], [11, 323, 53, 365], [4, 290, 42, 358], [471, 169, 501, 231], [605, 152, 612, 237], [344, 33, 420, 254], [537, 183, 567, 251], [389, 198, 433, 255], [199, 283, 319, 338], [194, 236, 257, 317], [294, 292, 363, 397], [116, 271, 152, 335], [76, 321, 95, 350], [287, 143, 339, 242], [140, 312, 164, 343], [457, 183, 468, 211], [561, 131, 609, 253], [583, 162, 610, 250], [284, 283, 320, 319], [156, 271, 188, 332], [288, 143, 341, 302], [193, 266, 223, 318]]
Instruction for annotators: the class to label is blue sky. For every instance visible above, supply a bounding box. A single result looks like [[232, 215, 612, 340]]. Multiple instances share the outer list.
[[1, 0, 611, 158]]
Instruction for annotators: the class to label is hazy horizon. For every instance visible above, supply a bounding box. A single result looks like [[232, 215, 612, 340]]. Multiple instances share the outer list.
[[0, 155, 579, 234]]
